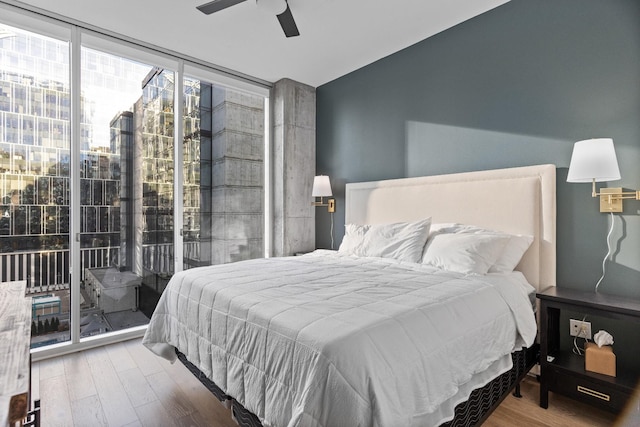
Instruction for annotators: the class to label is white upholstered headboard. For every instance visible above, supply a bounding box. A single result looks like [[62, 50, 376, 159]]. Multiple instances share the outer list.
[[345, 164, 556, 291]]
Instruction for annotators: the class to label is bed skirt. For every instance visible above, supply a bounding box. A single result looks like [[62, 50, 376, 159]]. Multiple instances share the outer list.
[[176, 344, 539, 427]]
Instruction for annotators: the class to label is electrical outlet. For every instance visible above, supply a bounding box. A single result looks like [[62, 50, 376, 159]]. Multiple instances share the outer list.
[[570, 319, 592, 339]]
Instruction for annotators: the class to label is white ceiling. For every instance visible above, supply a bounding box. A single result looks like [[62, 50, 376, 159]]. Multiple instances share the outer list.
[[13, 0, 509, 87]]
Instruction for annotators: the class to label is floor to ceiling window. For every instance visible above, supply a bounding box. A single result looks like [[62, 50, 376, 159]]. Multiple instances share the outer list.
[[182, 76, 265, 271], [0, 23, 72, 347], [0, 4, 270, 353]]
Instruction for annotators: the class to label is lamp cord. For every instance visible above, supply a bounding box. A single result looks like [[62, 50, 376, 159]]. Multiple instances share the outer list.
[[595, 212, 615, 292], [572, 314, 590, 356]]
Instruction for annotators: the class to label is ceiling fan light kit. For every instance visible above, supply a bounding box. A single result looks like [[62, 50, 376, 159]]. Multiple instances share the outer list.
[[256, 0, 287, 15], [197, 0, 300, 37]]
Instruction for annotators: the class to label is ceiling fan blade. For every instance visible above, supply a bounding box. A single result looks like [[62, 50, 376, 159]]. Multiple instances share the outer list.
[[276, 4, 300, 37], [197, 0, 247, 15]]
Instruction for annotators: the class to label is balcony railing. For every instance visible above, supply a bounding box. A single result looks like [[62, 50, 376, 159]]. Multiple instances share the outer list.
[[0, 241, 202, 291]]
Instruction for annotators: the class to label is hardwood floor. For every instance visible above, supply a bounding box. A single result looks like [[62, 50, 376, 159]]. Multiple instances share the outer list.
[[33, 339, 237, 427], [32, 338, 623, 426]]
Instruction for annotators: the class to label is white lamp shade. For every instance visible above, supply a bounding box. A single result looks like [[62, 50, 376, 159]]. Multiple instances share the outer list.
[[566, 138, 621, 183], [312, 175, 332, 197]]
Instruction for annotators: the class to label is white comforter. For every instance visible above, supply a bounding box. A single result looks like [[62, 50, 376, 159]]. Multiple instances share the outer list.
[[143, 250, 537, 427]]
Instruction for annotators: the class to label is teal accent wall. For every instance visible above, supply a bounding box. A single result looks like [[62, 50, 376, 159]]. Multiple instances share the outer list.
[[316, 0, 640, 300]]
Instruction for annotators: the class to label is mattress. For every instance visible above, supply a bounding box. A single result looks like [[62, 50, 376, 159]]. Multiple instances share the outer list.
[[143, 250, 537, 427]]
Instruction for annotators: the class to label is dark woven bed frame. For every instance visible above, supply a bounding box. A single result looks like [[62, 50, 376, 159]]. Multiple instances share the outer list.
[[176, 344, 539, 427]]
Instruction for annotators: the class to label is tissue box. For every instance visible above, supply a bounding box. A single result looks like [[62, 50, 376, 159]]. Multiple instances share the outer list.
[[585, 342, 616, 377]]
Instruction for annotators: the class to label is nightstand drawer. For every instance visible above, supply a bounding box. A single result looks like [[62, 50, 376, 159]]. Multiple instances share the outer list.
[[549, 368, 630, 412]]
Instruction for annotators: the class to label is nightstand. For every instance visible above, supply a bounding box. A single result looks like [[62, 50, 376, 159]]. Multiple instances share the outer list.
[[537, 287, 640, 413]]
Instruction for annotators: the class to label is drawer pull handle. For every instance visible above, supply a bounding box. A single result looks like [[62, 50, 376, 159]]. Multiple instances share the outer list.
[[577, 385, 610, 402]]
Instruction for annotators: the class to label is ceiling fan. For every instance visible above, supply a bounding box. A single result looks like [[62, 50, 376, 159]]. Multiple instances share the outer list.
[[197, 0, 300, 38]]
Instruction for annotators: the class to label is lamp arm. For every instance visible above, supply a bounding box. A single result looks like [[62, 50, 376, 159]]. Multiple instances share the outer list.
[[618, 191, 640, 200], [591, 180, 640, 200], [311, 197, 336, 213], [592, 189, 640, 200]]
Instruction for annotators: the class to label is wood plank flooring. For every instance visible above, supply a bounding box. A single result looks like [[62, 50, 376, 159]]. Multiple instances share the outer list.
[[32, 338, 622, 426], [33, 339, 236, 427]]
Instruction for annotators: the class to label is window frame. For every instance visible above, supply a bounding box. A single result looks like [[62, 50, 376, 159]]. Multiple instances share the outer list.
[[0, 1, 272, 361]]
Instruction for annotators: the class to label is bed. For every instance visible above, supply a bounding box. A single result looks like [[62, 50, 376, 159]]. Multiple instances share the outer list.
[[143, 164, 556, 427]]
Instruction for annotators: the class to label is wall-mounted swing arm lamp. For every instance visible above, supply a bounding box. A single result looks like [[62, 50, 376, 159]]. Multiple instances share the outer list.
[[567, 138, 640, 213], [311, 175, 336, 213], [566, 138, 640, 292]]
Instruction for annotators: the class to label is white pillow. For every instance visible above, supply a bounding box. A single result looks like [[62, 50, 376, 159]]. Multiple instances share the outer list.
[[339, 219, 432, 263], [489, 234, 534, 273], [359, 218, 432, 263], [338, 223, 370, 254], [428, 223, 533, 273], [428, 222, 462, 237], [421, 232, 510, 275]]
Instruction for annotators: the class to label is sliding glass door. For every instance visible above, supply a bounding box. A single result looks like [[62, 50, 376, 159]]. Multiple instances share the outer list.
[[79, 48, 174, 337]]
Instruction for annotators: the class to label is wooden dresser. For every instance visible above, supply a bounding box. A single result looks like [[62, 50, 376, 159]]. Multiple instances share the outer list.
[[0, 281, 33, 426]]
